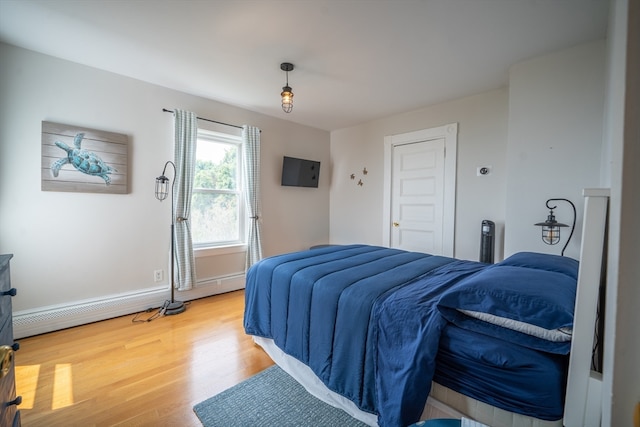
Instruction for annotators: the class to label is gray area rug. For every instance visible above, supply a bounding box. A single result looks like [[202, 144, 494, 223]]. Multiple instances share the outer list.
[[193, 365, 370, 427]]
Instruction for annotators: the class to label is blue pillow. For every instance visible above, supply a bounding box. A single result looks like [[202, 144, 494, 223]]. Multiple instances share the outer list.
[[437, 252, 579, 354], [499, 251, 579, 279]]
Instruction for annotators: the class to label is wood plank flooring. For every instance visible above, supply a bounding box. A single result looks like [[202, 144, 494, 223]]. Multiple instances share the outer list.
[[14, 290, 274, 427]]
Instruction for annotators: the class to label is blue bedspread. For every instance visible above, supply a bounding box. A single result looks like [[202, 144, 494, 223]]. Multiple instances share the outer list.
[[244, 246, 578, 426], [433, 324, 569, 420], [243, 245, 486, 427]]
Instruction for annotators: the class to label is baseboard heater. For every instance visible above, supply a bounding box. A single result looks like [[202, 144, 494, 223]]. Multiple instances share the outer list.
[[13, 273, 245, 339]]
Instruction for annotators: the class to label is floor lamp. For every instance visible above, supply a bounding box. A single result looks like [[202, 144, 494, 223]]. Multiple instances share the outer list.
[[155, 161, 186, 315]]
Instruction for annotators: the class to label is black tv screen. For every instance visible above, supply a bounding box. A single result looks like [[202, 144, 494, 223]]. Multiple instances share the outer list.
[[281, 156, 320, 188]]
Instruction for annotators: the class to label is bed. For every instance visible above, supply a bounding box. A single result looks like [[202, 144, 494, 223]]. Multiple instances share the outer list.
[[243, 189, 609, 427]]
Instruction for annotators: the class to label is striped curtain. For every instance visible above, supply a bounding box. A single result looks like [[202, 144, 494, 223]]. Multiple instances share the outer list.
[[173, 109, 197, 290], [242, 125, 263, 270]]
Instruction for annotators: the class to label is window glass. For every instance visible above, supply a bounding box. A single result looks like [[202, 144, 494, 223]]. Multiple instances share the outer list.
[[191, 130, 244, 247]]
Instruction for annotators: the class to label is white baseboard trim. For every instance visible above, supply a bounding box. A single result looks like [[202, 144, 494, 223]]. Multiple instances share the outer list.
[[12, 273, 245, 339]]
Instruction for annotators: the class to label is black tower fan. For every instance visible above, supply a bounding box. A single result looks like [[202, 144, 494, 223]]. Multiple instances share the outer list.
[[480, 220, 495, 264]]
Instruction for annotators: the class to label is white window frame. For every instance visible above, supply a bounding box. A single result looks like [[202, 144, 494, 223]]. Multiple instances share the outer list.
[[192, 129, 246, 255]]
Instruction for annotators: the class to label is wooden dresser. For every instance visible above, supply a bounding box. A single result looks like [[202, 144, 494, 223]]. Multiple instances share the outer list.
[[0, 255, 20, 427]]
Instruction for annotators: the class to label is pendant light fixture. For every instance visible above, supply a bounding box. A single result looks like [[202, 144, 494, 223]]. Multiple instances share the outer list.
[[534, 198, 576, 256], [280, 62, 294, 113]]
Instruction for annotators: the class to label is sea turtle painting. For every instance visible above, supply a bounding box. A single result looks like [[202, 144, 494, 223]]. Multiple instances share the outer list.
[[51, 132, 117, 185]]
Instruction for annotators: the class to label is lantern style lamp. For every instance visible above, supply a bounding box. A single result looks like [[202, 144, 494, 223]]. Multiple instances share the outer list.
[[280, 62, 294, 113], [155, 161, 186, 315], [534, 198, 576, 256]]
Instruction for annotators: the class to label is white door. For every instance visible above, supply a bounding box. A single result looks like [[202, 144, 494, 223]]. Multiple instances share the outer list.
[[382, 123, 457, 256], [390, 139, 445, 253]]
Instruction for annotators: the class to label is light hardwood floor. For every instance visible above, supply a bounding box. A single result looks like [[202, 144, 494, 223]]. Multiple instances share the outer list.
[[14, 290, 274, 427]]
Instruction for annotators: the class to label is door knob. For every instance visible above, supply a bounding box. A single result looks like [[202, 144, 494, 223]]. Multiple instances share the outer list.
[[0, 345, 13, 378], [393, 222, 399, 227]]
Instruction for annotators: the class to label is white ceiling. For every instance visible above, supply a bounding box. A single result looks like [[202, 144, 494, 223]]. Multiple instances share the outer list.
[[0, 0, 609, 131]]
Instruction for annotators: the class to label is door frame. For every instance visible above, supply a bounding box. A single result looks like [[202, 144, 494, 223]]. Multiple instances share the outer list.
[[382, 123, 458, 257]]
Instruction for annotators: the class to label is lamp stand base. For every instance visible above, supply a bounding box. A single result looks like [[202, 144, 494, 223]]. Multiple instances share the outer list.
[[163, 300, 186, 316]]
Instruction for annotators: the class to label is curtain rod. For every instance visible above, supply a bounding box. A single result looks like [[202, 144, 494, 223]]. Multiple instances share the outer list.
[[162, 108, 243, 130]]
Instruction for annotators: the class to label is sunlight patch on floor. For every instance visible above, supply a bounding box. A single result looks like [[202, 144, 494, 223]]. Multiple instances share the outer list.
[[52, 363, 74, 409], [15, 365, 41, 409], [17, 363, 76, 410]]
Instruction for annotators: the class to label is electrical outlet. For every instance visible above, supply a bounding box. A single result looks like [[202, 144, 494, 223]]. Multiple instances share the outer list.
[[154, 270, 163, 282]]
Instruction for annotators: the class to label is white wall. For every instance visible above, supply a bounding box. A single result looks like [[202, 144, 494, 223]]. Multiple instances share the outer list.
[[601, 0, 640, 424], [330, 40, 606, 265], [0, 43, 330, 332], [504, 41, 606, 260], [330, 88, 509, 262]]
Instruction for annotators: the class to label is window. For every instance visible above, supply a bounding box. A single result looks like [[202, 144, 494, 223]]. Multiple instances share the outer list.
[[191, 129, 244, 248]]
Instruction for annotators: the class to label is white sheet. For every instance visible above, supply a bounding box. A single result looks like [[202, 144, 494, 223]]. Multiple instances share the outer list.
[[252, 336, 562, 427]]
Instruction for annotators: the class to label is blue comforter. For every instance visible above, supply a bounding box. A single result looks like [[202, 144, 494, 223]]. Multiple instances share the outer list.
[[243, 245, 486, 427], [244, 245, 578, 426]]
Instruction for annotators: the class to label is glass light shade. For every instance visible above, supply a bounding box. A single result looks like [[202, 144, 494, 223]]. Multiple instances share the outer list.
[[281, 85, 293, 113], [535, 212, 569, 245], [155, 175, 169, 201], [541, 225, 561, 245]]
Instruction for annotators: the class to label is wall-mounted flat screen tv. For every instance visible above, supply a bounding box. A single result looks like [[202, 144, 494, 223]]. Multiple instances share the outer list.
[[281, 156, 320, 188]]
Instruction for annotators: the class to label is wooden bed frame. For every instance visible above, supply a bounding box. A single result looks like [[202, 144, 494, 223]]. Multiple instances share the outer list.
[[253, 188, 610, 427]]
